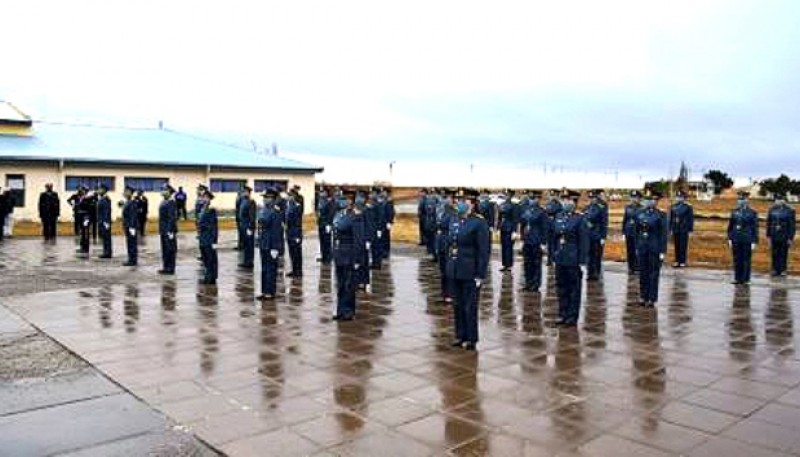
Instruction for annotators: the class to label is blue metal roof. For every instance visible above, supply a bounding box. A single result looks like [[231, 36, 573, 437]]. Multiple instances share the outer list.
[[0, 122, 322, 172]]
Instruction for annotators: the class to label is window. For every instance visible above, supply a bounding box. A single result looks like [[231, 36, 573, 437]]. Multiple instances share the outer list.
[[210, 179, 246, 193], [66, 176, 116, 192], [5, 174, 25, 208], [124, 177, 169, 192], [254, 179, 288, 193]]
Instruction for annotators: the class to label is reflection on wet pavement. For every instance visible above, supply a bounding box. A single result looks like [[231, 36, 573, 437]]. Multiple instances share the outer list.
[[2, 235, 800, 456]]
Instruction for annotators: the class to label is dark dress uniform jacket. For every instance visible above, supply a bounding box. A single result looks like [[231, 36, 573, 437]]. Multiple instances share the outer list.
[[38, 191, 60, 220], [159, 200, 178, 235], [122, 199, 138, 231], [523, 205, 549, 246], [477, 199, 496, 230], [498, 200, 520, 233], [584, 201, 608, 241], [767, 205, 796, 243], [727, 207, 759, 244], [97, 196, 112, 227], [258, 205, 283, 250], [635, 208, 669, 254], [333, 210, 366, 266], [198, 207, 219, 246], [670, 202, 695, 234], [445, 215, 491, 280], [622, 203, 641, 237], [285, 200, 303, 240], [552, 212, 589, 267]]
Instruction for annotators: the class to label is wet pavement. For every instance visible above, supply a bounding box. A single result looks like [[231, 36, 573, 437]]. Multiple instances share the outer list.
[[2, 234, 800, 456]]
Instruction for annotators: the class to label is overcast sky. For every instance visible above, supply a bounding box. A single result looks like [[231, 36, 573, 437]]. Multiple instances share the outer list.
[[4, 1, 800, 186]]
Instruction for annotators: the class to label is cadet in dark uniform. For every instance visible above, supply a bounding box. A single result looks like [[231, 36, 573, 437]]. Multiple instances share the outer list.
[[369, 187, 386, 269], [67, 189, 82, 236], [477, 189, 496, 236], [257, 187, 283, 300], [121, 186, 139, 266], [382, 188, 396, 260], [238, 186, 256, 270], [38, 183, 60, 241], [158, 185, 178, 275], [285, 188, 304, 277], [436, 189, 458, 302], [545, 189, 564, 266], [135, 190, 148, 239], [636, 190, 669, 306], [498, 190, 520, 272], [446, 189, 490, 350], [669, 189, 694, 267], [354, 191, 372, 290], [584, 189, 608, 281], [316, 187, 336, 265], [194, 184, 207, 261], [85, 189, 98, 243], [417, 188, 428, 246], [423, 190, 439, 260], [197, 189, 219, 285], [622, 190, 643, 273], [96, 184, 113, 258], [767, 192, 795, 277], [521, 191, 549, 292], [552, 190, 589, 326], [75, 189, 93, 255], [728, 191, 759, 285], [333, 189, 366, 320], [234, 186, 245, 251]]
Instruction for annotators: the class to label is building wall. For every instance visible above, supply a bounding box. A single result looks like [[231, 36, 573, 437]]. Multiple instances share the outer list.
[[0, 162, 317, 221]]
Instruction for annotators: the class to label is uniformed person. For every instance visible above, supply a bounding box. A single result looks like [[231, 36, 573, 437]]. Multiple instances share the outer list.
[[285, 187, 304, 277], [552, 190, 589, 326], [238, 186, 256, 270], [316, 186, 336, 264], [121, 186, 139, 266], [38, 183, 60, 241], [75, 187, 93, 255], [669, 189, 695, 267], [521, 190, 549, 291], [436, 189, 458, 302], [417, 188, 429, 246], [727, 191, 759, 285], [767, 192, 795, 277], [498, 189, 521, 272], [382, 188, 396, 260], [333, 189, 367, 320], [446, 189, 490, 350], [135, 190, 149, 240], [354, 190, 372, 290], [194, 184, 207, 261], [584, 189, 608, 281], [257, 187, 283, 300], [622, 190, 643, 273], [158, 185, 178, 275], [545, 189, 564, 266], [476, 189, 496, 236], [423, 189, 439, 260], [198, 189, 219, 285], [368, 187, 385, 269], [636, 189, 669, 306], [96, 184, 113, 258], [234, 186, 246, 251]]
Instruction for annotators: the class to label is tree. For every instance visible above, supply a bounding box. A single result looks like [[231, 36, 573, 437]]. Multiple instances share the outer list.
[[759, 174, 799, 197], [703, 169, 733, 195], [676, 161, 689, 187]]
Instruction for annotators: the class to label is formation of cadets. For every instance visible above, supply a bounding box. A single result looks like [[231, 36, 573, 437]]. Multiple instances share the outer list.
[[9, 181, 796, 350]]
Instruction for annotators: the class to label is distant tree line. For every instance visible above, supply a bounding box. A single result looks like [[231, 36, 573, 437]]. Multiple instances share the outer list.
[[759, 174, 800, 197]]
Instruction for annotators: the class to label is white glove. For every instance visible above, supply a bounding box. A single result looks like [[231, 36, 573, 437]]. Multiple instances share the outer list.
[[728, 240, 733, 247], [168, 233, 175, 240], [103, 223, 110, 230], [354, 264, 361, 270], [211, 244, 218, 250], [580, 265, 587, 274], [128, 228, 136, 236], [600, 239, 606, 246], [474, 278, 482, 288], [246, 229, 252, 236], [325, 225, 331, 234], [295, 238, 301, 244], [659, 253, 665, 261], [511, 232, 519, 241], [386, 223, 392, 230], [377, 231, 383, 238], [751, 243, 756, 250], [366, 242, 371, 250], [622, 234, 626, 241], [270, 249, 278, 259]]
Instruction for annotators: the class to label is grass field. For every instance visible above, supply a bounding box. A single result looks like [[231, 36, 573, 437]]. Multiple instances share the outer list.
[[7, 198, 798, 274]]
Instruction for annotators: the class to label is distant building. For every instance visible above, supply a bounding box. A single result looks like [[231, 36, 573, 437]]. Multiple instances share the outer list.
[[0, 101, 322, 221]]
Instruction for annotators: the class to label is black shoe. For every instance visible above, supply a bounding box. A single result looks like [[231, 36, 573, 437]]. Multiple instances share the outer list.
[[370, 265, 382, 270], [333, 314, 354, 321], [122, 262, 137, 267], [451, 340, 464, 348], [157, 270, 174, 275], [238, 264, 254, 270], [257, 294, 275, 301], [464, 342, 477, 351], [98, 255, 112, 259], [587, 276, 599, 281], [287, 272, 303, 278]]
